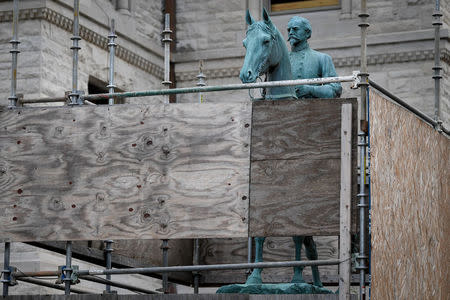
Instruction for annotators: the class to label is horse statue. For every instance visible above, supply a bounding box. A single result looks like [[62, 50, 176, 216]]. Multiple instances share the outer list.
[[239, 8, 323, 288]]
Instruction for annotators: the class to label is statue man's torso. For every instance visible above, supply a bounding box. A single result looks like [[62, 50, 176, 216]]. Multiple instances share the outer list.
[[289, 47, 336, 79]]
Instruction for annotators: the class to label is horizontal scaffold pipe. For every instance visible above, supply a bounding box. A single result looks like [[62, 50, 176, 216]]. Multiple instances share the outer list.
[[83, 76, 355, 101], [79, 259, 342, 276], [13, 259, 341, 278], [18, 75, 356, 104], [20, 96, 66, 104], [17, 277, 90, 294]]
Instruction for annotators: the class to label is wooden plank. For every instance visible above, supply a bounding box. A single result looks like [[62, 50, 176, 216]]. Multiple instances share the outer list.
[[199, 236, 338, 285], [338, 104, 352, 300], [0, 103, 251, 241], [369, 90, 449, 300], [250, 99, 357, 237]]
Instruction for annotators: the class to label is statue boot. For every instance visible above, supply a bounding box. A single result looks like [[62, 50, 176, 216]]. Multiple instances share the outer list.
[[245, 237, 265, 285]]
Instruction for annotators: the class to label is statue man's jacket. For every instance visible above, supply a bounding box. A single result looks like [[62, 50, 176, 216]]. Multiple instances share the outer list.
[[289, 46, 342, 98]]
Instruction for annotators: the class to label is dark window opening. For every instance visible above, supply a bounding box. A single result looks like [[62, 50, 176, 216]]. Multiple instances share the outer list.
[[88, 76, 125, 105], [270, 0, 340, 13]]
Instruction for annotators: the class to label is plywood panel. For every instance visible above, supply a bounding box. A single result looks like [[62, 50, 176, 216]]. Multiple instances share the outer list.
[[250, 99, 358, 237], [0, 103, 251, 241], [370, 90, 449, 300], [199, 236, 338, 285]]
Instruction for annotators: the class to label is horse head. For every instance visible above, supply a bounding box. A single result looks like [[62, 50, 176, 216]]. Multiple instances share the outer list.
[[240, 9, 277, 83], [240, 9, 296, 100]]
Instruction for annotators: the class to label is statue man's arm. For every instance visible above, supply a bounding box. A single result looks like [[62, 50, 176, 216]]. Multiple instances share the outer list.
[[298, 54, 342, 99]]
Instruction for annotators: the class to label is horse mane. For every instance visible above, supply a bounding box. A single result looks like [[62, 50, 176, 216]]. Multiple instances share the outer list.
[[246, 22, 277, 41]]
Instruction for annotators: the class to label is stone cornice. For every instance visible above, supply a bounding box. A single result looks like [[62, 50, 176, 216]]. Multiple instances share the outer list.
[[0, 7, 164, 79], [177, 49, 449, 82], [177, 67, 242, 82], [334, 49, 436, 68]]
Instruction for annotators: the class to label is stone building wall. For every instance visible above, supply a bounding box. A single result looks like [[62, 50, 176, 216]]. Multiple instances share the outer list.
[[1, 0, 448, 121], [0, 0, 166, 106], [0, 18, 42, 101]]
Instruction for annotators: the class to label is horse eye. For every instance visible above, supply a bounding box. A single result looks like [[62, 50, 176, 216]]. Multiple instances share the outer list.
[[263, 40, 270, 45]]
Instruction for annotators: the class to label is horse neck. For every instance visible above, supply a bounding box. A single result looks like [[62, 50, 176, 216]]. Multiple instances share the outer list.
[[265, 34, 296, 99], [268, 54, 292, 82]]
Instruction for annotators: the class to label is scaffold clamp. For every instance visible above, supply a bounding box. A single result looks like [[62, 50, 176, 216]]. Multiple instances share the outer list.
[[351, 70, 360, 89], [1, 266, 18, 286], [56, 265, 80, 285]]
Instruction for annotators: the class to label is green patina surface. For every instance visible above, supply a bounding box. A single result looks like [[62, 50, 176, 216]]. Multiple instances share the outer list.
[[217, 283, 333, 294], [287, 16, 342, 99]]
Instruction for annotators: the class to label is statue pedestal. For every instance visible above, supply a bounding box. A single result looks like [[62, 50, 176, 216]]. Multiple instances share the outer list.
[[216, 283, 334, 294]]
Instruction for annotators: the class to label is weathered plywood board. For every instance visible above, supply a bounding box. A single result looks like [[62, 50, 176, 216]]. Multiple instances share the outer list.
[[339, 104, 352, 300], [370, 90, 449, 300], [250, 99, 358, 237], [0, 103, 251, 241], [198, 236, 339, 285]]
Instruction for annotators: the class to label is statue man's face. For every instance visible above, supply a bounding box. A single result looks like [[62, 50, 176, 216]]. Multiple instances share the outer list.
[[287, 18, 310, 47]]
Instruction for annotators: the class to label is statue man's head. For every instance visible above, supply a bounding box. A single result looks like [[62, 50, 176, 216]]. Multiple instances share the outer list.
[[287, 16, 312, 47]]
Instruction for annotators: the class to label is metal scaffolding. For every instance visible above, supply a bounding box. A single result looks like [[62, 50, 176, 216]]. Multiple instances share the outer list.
[[357, 1, 369, 299], [7, 0, 19, 108], [1, 0, 448, 298]]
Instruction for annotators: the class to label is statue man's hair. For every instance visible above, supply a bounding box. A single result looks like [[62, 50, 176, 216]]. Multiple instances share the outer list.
[[288, 16, 312, 39]]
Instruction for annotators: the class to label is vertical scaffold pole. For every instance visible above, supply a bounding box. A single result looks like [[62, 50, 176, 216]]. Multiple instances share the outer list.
[[162, 13, 172, 104], [358, 0, 369, 299], [8, 0, 20, 108], [246, 237, 252, 278], [161, 239, 169, 293], [433, 0, 442, 130], [70, 0, 81, 105], [196, 60, 206, 103], [2, 242, 11, 296], [104, 240, 114, 293], [192, 60, 205, 293], [108, 19, 117, 106], [193, 239, 200, 293], [64, 241, 73, 295]]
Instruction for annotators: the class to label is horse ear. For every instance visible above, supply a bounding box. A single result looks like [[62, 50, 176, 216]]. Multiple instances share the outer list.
[[262, 8, 272, 25], [246, 10, 255, 25]]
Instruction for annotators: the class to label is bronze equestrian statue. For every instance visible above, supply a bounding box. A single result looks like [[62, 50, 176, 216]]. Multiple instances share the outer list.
[[239, 9, 342, 288]]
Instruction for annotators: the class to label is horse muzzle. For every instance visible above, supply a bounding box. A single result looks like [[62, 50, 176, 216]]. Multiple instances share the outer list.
[[239, 68, 257, 83]]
